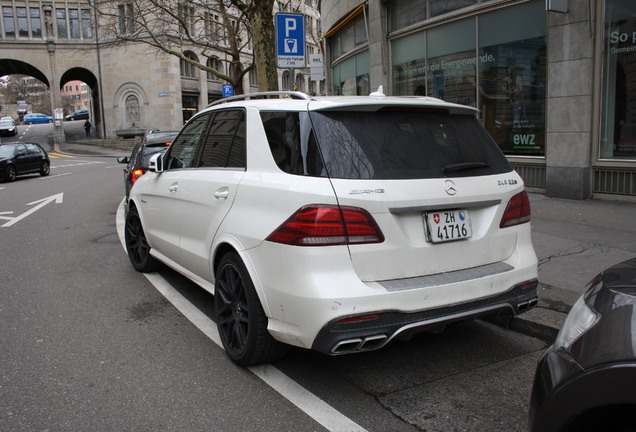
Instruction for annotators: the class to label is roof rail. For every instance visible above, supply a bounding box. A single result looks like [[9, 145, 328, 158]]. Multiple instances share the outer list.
[[207, 91, 312, 108]]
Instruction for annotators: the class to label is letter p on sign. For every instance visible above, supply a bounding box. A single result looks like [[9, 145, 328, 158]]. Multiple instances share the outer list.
[[285, 18, 296, 37]]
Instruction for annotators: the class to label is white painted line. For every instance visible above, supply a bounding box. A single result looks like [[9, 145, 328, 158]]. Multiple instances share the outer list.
[[115, 200, 367, 432], [41, 173, 72, 180]]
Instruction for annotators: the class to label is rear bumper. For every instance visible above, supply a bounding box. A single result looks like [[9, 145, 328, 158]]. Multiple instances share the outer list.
[[311, 279, 537, 354]]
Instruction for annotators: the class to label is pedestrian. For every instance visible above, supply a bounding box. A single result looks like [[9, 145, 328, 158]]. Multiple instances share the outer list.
[[84, 119, 91, 137]]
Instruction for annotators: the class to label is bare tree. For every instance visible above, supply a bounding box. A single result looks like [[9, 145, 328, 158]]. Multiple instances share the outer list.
[[93, 0, 261, 94], [228, 0, 278, 91], [0, 75, 50, 114]]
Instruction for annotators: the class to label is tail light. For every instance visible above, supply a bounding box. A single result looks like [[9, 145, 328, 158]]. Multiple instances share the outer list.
[[266, 205, 384, 246], [500, 191, 531, 228], [131, 168, 145, 184]]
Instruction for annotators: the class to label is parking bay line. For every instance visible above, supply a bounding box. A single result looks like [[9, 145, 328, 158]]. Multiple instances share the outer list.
[[115, 201, 367, 432]]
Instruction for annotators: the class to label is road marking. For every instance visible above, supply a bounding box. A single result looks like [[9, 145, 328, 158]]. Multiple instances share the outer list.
[[1, 193, 64, 227], [49, 152, 77, 159], [52, 161, 104, 168], [42, 173, 72, 180], [115, 201, 367, 432]]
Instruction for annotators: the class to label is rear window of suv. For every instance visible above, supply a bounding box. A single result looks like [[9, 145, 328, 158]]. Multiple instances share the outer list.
[[261, 109, 512, 180]]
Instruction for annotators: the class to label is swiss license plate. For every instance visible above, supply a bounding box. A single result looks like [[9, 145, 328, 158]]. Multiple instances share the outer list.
[[425, 209, 473, 243]]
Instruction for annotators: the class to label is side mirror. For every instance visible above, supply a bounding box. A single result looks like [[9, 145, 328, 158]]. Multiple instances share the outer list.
[[117, 156, 129, 164], [148, 152, 164, 173]]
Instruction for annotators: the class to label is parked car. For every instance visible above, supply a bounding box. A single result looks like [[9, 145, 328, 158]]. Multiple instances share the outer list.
[[0, 143, 50, 182], [124, 90, 538, 366], [529, 257, 636, 432], [65, 109, 89, 121], [0, 118, 17, 136], [23, 113, 53, 124], [117, 130, 178, 199]]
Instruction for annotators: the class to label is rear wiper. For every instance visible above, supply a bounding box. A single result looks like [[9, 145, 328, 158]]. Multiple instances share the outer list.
[[442, 162, 490, 174]]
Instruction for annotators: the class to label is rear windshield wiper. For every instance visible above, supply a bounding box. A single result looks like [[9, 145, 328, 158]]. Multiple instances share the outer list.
[[443, 162, 491, 174]]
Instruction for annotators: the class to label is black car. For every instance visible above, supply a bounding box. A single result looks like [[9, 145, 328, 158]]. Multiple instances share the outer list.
[[0, 118, 17, 136], [529, 257, 636, 432], [0, 143, 50, 182], [65, 109, 89, 121], [117, 130, 178, 198]]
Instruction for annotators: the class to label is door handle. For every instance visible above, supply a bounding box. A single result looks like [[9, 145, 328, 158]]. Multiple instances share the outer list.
[[168, 183, 178, 193], [214, 187, 229, 199]]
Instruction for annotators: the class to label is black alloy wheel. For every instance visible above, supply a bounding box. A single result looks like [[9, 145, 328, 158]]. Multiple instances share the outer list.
[[215, 252, 287, 366], [125, 207, 162, 272], [5, 165, 16, 182], [40, 160, 50, 176]]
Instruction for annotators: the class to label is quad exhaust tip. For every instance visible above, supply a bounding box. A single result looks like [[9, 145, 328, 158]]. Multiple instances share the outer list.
[[331, 334, 388, 354], [517, 298, 538, 313]]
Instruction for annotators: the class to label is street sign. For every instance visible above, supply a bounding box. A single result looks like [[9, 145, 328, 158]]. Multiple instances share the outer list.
[[222, 84, 234, 97], [309, 54, 324, 81], [276, 13, 305, 68]]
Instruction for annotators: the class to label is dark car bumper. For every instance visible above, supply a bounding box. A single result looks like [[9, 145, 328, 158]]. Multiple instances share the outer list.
[[312, 279, 538, 355]]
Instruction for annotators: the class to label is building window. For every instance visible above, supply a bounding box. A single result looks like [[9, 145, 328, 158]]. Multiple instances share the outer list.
[[118, 3, 134, 34], [390, 0, 546, 157], [207, 57, 222, 81], [30, 8, 42, 38], [178, 3, 195, 35], [56, 9, 67, 38], [69, 9, 80, 38], [389, 0, 478, 31], [329, 13, 367, 61], [389, 0, 426, 32], [430, 0, 478, 18], [478, 1, 546, 156], [181, 51, 199, 78], [17, 7, 28, 37], [332, 51, 369, 95], [182, 95, 199, 123], [205, 12, 221, 42], [3, 7, 15, 37], [81, 9, 92, 38], [249, 68, 258, 87], [600, 0, 636, 160]]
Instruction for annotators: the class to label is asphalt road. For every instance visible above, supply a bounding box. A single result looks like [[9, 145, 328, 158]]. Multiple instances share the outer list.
[[1, 122, 549, 431]]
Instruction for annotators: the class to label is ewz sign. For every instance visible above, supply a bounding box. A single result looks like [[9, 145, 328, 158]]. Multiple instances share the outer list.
[[276, 13, 305, 68]]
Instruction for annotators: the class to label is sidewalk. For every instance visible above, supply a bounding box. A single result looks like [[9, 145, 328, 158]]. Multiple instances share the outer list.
[[60, 140, 636, 343], [509, 193, 636, 342]]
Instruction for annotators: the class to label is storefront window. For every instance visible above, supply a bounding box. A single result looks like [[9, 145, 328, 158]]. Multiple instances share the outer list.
[[600, 0, 636, 159], [391, 31, 426, 96], [389, 0, 546, 156], [332, 51, 369, 95], [427, 19, 476, 106], [478, 1, 546, 156]]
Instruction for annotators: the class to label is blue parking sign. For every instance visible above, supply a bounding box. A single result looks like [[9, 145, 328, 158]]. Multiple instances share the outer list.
[[276, 13, 305, 68], [222, 84, 234, 97]]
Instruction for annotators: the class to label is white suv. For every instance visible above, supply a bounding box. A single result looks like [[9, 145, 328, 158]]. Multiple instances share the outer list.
[[125, 90, 538, 366]]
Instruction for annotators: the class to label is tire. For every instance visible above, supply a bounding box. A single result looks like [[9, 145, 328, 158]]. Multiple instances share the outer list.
[[40, 160, 50, 176], [125, 207, 163, 272], [5, 165, 16, 182], [48, 119, 53, 123], [215, 252, 288, 366]]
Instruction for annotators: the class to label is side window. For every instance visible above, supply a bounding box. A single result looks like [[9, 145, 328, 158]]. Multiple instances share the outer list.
[[260, 111, 309, 175], [198, 109, 246, 168], [166, 114, 210, 170], [25, 144, 38, 154]]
